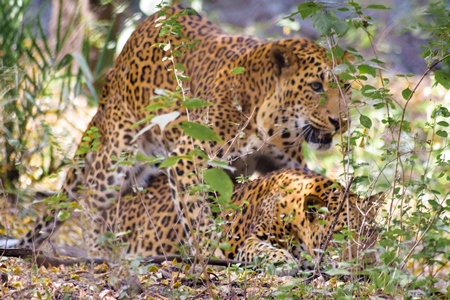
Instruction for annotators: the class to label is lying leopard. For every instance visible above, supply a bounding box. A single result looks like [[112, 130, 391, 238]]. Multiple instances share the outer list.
[[20, 5, 353, 254], [99, 168, 380, 274]]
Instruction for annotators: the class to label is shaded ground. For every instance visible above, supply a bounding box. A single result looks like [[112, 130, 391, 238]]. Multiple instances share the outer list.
[[0, 254, 305, 299], [1, 254, 392, 299]]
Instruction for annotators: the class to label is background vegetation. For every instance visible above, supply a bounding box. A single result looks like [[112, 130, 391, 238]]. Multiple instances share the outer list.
[[1, 0, 449, 298]]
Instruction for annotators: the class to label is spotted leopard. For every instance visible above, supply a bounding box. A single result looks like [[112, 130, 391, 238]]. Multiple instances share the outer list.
[[100, 168, 380, 274], [20, 5, 353, 254]]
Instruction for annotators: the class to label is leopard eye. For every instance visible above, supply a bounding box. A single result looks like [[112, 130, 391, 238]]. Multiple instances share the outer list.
[[310, 82, 324, 93]]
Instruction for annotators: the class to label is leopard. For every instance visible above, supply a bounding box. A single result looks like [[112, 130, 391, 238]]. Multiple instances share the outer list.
[[19, 4, 354, 255], [100, 167, 381, 275]]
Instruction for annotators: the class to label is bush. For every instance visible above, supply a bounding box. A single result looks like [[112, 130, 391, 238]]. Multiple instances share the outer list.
[[0, 0, 115, 236], [285, 1, 450, 297]]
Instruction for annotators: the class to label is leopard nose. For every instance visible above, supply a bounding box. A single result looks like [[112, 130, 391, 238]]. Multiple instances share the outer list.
[[329, 117, 341, 131]]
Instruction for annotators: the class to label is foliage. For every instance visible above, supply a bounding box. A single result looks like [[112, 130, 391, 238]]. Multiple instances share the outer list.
[[0, 0, 72, 198], [1, 0, 450, 299], [0, 0, 116, 205], [0, 0, 119, 250], [286, 1, 450, 297]]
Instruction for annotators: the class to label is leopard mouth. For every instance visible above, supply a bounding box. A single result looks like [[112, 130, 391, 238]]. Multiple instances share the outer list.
[[302, 125, 334, 148]]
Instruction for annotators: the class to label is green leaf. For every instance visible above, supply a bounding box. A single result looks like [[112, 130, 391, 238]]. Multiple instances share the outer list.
[[333, 64, 349, 75], [8, 139, 21, 148], [180, 121, 223, 142], [435, 70, 450, 89], [57, 210, 71, 222], [430, 189, 441, 195], [401, 120, 411, 133], [360, 115, 372, 129], [360, 85, 379, 97], [181, 98, 213, 109], [437, 121, 449, 127], [71, 53, 93, 82], [380, 250, 396, 264], [431, 106, 450, 118], [332, 19, 349, 36], [187, 148, 209, 160], [146, 101, 171, 111], [230, 67, 246, 75], [204, 168, 234, 206], [311, 12, 334, 36], [135, 153, 164, 165], [428, 199, 440, 209], [379, 238, 394, 248], [173, 49, 182, 57], [219, 242, 232, 250], [339, 72, 355, 80], [366, 4, 390, 10], [296, 2, 323, 19], [317, 207, 329, 213], [131, 115, 154, 129], [402, 87, 413, 100], [331, 45, 345, 58], [72, 52, 98, 103], [436, 130, 448, 138], [324, 268, 350, 276], [175, 63, 185, 72], [358, 64, 377, 77], [159, 156, 188, 168], [75, 146, 89, 155]]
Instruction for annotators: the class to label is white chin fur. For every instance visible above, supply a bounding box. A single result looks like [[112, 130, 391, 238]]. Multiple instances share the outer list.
[[308, 142, 332, 152]]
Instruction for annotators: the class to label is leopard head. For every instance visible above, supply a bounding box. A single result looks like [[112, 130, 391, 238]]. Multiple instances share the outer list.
[[301, 189, 382, 264], [256, 39, 353, 151]]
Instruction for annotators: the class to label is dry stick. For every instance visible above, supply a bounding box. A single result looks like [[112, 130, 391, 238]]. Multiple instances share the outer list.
[[0, 247, 248, 268], [0, 248, 106, 267], [315, 176, 354, 271], [141, 255, 249, 267]]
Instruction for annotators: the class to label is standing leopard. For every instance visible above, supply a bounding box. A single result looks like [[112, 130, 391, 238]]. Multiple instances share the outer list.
[[100, 168, 381, 275], [19, 5, 353, 254]]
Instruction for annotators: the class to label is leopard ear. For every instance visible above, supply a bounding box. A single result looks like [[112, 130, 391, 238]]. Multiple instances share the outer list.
[[271, 44, 299, 77], [304, 194, 326, 223]]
